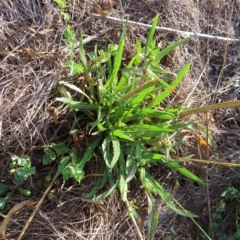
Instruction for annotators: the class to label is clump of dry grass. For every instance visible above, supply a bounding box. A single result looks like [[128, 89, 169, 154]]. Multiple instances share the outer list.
[[1, 0, 240, 239]]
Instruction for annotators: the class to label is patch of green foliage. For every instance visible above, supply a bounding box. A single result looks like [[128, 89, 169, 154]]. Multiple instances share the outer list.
[[54, 14, 203, 238], [0, 155, 35, 210], [207, 174, 240, 240]]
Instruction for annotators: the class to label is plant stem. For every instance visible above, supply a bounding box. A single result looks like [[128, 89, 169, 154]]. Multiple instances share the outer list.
[[125, 200, 144, 240], [180, 100, 240, 117], [121, 80, 159, 100]]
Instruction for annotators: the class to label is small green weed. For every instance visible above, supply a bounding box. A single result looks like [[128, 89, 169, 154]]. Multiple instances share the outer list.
[[53, 0, 70, 21], [207, 174, 240, 240], [0, 155, 36, 210], [53, 14, 204, 238]]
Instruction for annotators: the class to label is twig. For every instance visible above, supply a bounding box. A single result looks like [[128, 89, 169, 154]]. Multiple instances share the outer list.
[[180, 100, 240, 117], [125, 200, 144, 240], [91, 14, 240, 42], [17, 171, 59, 240]]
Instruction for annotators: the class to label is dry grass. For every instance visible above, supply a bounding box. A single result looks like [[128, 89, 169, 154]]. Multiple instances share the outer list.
[[1, 0, 240, 239]]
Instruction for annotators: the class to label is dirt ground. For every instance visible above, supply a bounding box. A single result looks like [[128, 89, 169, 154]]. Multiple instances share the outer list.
[[1, 0, 240, 239]]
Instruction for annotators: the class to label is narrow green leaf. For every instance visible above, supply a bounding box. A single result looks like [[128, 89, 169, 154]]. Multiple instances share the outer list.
[[134, 39, 143, 66], [59, 81, 90, 99], [148, 63, 191, 108], [79, 135, 102, 169], [56, 97, 100, 110], [92, 181, 118, 203], [131, 86, 154, 108], [140, 169, 198, 217], [79, 36, 87, 67], [120, 124, 177, 138], [155, 38, 190, 62], [145, 153, 203, 184], [145, 14, 159, 56], [105, 20, 128, 89], [82, 163, 108, 198], [146, 191, 159, 240], [50, 142, 69, 156], [115, 57, 135, 92], [112, 129, 134, 141], [111, 102, 124, 123], [105, 39, 125, 89], [122, 67, 144, 73]]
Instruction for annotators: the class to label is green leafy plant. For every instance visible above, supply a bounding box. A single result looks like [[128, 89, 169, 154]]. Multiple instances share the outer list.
[[0, 155, 36, 210], [208, 175, 240, 240], [10, 155, 36, 186], [53, 0, 70, 21], [55, 14, 204, 238]]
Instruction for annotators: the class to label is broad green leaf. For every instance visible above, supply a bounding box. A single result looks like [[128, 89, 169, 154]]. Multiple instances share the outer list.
[[148, 63, 191, 108], [59, 81, 90, 99], [56, 97, 100, 110], [140, 168, 198, 217], [119, 153, 128, 201], [11, 155, 30, 167], [0, 193, 11, 210], [14, 167, 36, 185], [102, 135, 121, 169], [50, 142, 69, 156], [19, 188, 31, 196], [79, 37, 92, 89], [43, 148, 56, 165], [0, 183, 8, 195], [146, 191, 159, 240], [61, 11, 70, 21], [92, 181, 118, 203], [145, 14, 159, 56]]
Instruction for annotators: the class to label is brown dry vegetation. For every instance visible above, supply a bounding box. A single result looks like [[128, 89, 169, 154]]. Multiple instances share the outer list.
[[1, 0, 240, 239]]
